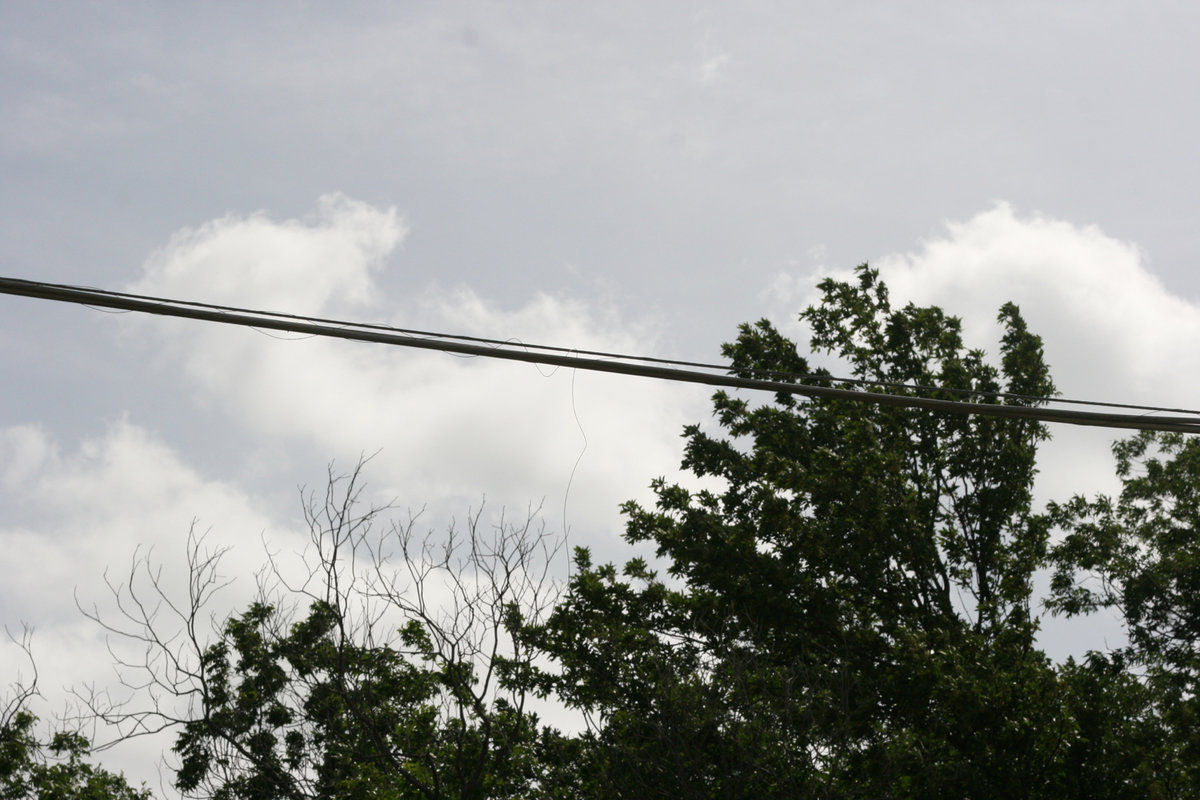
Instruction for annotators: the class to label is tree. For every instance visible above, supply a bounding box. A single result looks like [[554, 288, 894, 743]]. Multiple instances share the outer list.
[[78, 462, 571, 800], [1, 630, 153, 800], [48, 264, 1200, 797], [1050, 430, 1200, 794], [527, 265, 1081, 798]]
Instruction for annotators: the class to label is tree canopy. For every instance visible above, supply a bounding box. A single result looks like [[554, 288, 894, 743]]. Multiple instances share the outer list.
[[1, 633, 151, 800], [531, 265, 1070, 798], [8, 265, 1200, 798]]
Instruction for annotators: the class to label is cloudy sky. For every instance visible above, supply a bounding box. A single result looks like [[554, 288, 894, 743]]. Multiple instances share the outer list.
[[4, 1, 1200, 787]]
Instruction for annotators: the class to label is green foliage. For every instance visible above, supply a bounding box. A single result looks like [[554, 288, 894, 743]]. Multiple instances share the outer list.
[[70, 465, 574, 800], [1051, 431, 1200, 680], [40, 264, 1200, 798], [170, 589, 552, 800], [528, 265, 1120, 798], [0, 707, 152, 800], [1056, 652, 1176, 799], [1050, 430, 1200, 794]]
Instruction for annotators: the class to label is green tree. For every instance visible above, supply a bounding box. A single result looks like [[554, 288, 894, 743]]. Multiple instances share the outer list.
[[1, 634, 152, 800], [529, 266, 1079, 798], [57, 265, 1198, 797], [81, 464, 571, 800], [0, 712, 153, 800], [1050, 430, 1200, 795]]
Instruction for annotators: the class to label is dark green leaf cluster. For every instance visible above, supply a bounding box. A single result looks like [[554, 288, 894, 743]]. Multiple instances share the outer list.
[[171, 597, 551, 800], [0, 707, 152, 800], [1050, 430, 1200, 794], [523, 266, 1190, 798]]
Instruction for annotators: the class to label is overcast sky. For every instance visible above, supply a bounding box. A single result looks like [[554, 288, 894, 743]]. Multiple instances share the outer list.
[[4, 2, 1200, 789]]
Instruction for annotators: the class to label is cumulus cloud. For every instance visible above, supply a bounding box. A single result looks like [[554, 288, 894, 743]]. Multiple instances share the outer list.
[[765, 204, 1200, 659], [2, 184, 706, 779], [126, 195, 705, 548], [775, 205, 1200, 374], [770, 203, 1200, 492], [135, 192, 404, 315], [0, 419, 289, 785], [0, 420, 276, 629], [0, 417, 459, 789], [870, 204, 1200, 409]]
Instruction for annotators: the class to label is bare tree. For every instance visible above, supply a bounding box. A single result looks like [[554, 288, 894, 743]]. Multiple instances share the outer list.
[[2, 624, 40, 733], [75, 458, 569, 800], [2, 627, 155, 799]]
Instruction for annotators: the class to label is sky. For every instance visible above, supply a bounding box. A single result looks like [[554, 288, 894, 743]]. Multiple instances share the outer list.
[[4, 1, 1200, 790]]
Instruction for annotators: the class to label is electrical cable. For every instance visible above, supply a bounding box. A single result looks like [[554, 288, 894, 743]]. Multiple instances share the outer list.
[[2, 275, 1199, 434], [20, 277, 1200, 415], [28, 277, 1196, 414]]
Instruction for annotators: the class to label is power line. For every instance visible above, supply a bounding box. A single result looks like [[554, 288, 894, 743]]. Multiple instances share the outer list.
[[13, 275, 1200, 416], [11, 277, 1190, 415], [2, 275, 1199, 434]]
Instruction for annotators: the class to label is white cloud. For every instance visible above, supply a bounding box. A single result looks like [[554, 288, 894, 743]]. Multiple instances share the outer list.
[[0, 424, 55, 490], [125, 197, 706, 549], [86, 198, 1200, 669], [862, 206, 1200, 502], [0, 420, 289, 789], [770, 203, 1200, 494], [0, 420, 277, 629], [766, 204, 1200, 660], [135, 192, 404, 315], [870, 204, 1200, 409]]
